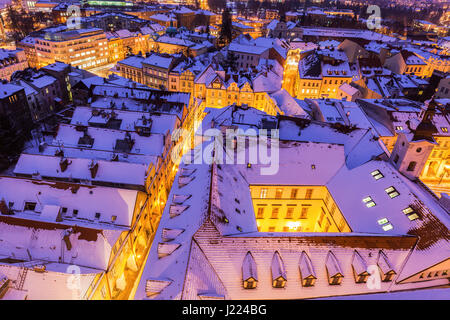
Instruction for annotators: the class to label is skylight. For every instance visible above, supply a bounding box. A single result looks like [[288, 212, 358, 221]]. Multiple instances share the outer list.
[[402, 206, 419, 221], [371, 170, 384, 180], [378, 218, 393, 231], [363, 196, 376, 207], [385, 186, 400, 198]]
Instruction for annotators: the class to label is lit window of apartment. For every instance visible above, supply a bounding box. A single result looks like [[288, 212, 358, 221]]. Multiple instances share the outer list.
[[305, 188, 313, 200], [441, 127, 448, 133], [363, 196, 376, 207], [257, 207, 264, 219], [260, 188, 267, 198], [300, 207, 309, 219], [385, 186, 400, 199], [290, 188, 298, 199], [271, 207, 279, 219], [275, 188, 283, 199], [286, 207, 294, 219], [371, 170, 384, 180], [395, 126, 403, 131]]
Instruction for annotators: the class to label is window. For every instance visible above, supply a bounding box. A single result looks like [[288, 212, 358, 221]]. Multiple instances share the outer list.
[[407, 161, 417, 171], [394, 155, 399, 163], [275, 188, 283, 199], [260, 188, 267, 198], [257, 207, 264, 219], [290, 188, 298, 199], [385, 186, 400, 198], [416, 147, 422, 153], [73, 209, 78, 217], [273, 278, 286, 288], [300, 207, 309, 219], [268, 226, 276, 232], [61, 207, 68, 214], [305, 189, 313, 200], [378, 218, 393, 231], [271, 207, 279, 219], [24, 202, 36, 211], [95, 212, 101, 219], [441, 127, 448, 133], [395, 126, 403, 131], [363, 196, 376, 207], [402, 207, 419, 221], [243, 278, 257, 289], [286, 207, 294, 219], [371, 170, 384, 180]]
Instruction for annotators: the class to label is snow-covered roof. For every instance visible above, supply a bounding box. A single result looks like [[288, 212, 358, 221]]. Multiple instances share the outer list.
[[270, 89, 309, 118], [52, 124, 165, 157], [14, 153, 148, 189]]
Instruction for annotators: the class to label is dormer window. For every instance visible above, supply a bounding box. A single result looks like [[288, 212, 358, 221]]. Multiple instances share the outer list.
[[371, 170, 384, 180], [24, 202, 37, 211], [377, 251, 396, 282], [325, 251, 343, 285], [363, 196, 376, 208], [299, 251, 316, 287], [242, 252, 258, 289], [385, 186, 400, 198], [271, 251, 287, 288]]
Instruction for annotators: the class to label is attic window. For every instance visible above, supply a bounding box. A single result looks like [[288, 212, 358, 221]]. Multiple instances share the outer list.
[[95, 212, 101, 219], [24, 202, 37, 211], [73, 209, 78, 216], [395, 126, 403, 131], [441, 127, 448, 133], [385, 186, 400, 199], [111, 215, 117, 223], [371, 170, 384, 180], [402, 207, 419, 221], [363, 196, 376, 208]]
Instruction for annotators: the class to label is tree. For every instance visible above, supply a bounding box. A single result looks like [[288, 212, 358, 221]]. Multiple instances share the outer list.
[[5, 6, 35, 41], [219, 7, 232, 46], [208, 0, 226, 12], [223, 51, 238, 72]]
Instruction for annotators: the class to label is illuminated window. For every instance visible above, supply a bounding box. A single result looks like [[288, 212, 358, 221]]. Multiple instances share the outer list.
[[363, 196, 376, 207], [275, 188, 283, 199], [300, 207, 309, 219], [371, 170, 384, 180], [305, 189, 313, 200], [395, 126, 403, 131], [286, 207, 294, 219], [290, 188, 298, 199], [402, 206, 419, 221], [441, 127, 448, 133], [385, 186, 400, 198], [271, 207, 279, 219], [260, 188, 267, 198], [378, 218, 393, 231]]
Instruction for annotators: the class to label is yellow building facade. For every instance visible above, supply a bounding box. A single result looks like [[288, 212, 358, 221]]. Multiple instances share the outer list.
[[250, 185, 351, 233]]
